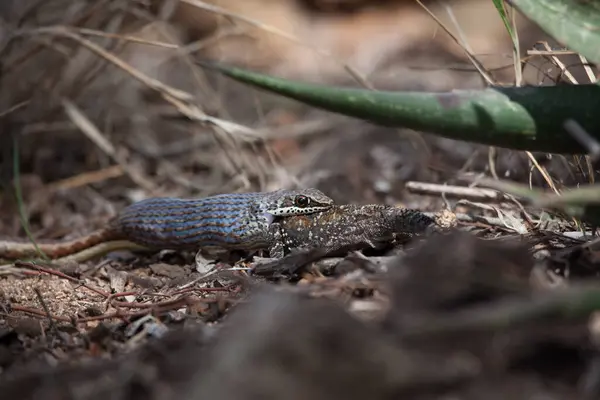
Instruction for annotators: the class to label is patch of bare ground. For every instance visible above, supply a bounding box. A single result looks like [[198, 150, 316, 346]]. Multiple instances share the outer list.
[[1, 231, 597, 399]]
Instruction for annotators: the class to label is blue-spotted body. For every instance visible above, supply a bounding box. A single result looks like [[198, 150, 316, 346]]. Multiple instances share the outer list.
[[0, 189, 334, 260], [114, 188, 334, 251], [0, 194, 445, 262]]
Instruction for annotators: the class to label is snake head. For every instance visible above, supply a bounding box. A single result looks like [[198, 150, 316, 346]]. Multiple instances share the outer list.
[[264, 188, 334, 217]]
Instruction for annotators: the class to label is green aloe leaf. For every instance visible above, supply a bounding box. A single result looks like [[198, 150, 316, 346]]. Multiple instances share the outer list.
[[199, 61, 600, 154], [511, 0, 600, 65]]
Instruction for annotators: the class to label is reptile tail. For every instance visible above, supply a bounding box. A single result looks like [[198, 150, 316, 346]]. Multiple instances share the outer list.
[[0, 228, 123, 260]]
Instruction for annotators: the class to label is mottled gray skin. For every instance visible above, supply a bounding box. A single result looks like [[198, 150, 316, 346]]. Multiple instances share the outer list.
[[114, 188, 334, 251], [268, 204, 439, 258], [0, 194, 441, 262], [0, 189, 335, 261]]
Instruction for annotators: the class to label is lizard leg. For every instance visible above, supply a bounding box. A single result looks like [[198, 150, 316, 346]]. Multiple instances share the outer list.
[[267, 223, 286, 258]]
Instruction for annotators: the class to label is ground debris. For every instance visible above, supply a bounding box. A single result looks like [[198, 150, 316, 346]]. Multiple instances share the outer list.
[[0, 231, 597, 399]]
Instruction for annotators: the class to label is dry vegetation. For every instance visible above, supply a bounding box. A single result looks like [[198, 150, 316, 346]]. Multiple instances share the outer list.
[[0, 0, 600, 399]]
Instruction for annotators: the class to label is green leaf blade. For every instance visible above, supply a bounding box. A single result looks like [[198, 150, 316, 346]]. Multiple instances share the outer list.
[[203, 62, 600, 154]]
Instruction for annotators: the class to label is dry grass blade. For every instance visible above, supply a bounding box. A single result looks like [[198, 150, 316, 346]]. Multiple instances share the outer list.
[[161, 91, 259, 138], [13, 24, 264, 159], [525, 151, 560, 195], [536, 41, 579, 84], [62, 26, 258, 138], [578, 53, 597, 83], [61, 98, 156, 191], [0, 101, 30, 119], [14, 26, 193, 101], [74, 27, 180, 49], [180, 0, 373, 89], [45, 165, 124, 192], [415, 0, 494, 85]]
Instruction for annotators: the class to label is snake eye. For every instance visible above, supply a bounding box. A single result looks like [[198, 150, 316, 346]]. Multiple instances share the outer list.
[[294, 195, 310, 207]]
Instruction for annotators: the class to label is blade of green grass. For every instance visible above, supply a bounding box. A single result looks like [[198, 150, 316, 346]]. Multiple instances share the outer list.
[[492, 0, 522, 85], [12, 136, 49, 261], [492, 0, 515, 39]]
